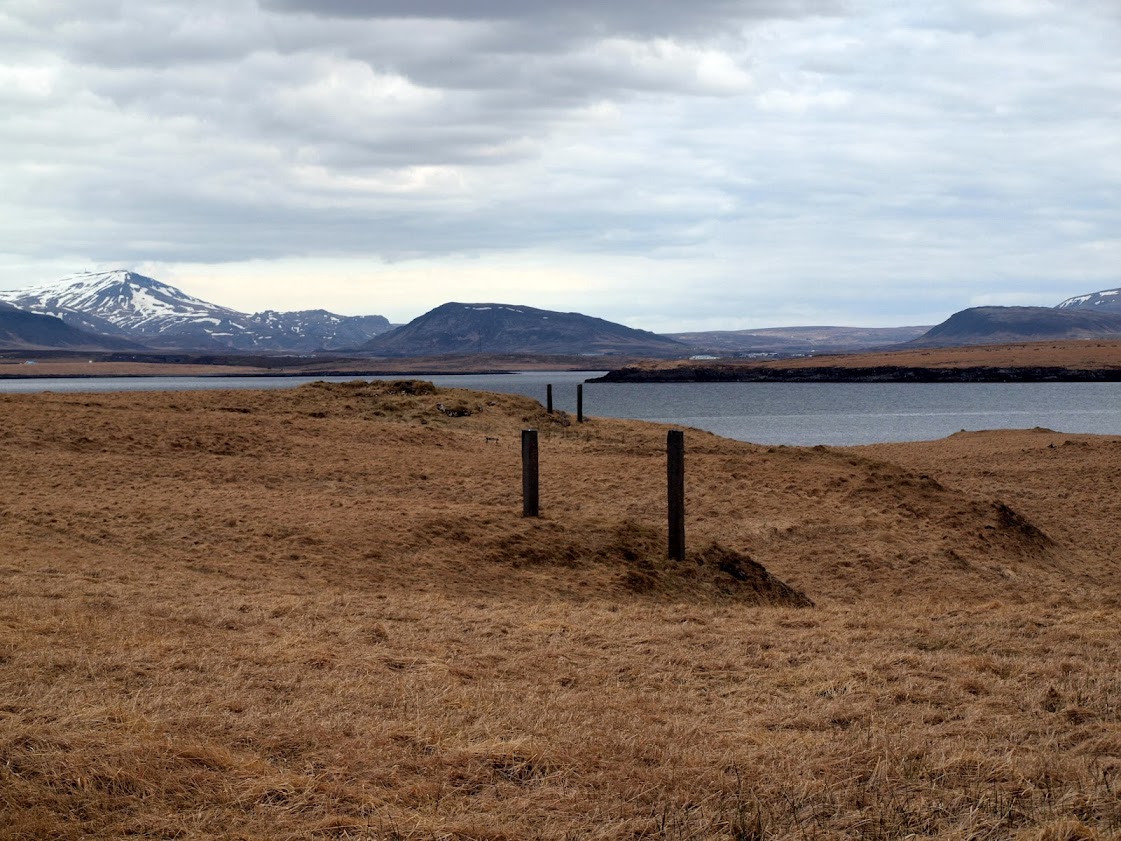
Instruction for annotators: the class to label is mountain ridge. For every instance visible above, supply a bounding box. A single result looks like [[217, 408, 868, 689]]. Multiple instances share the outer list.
[[908, 306, 1121, 347], [665, 325, 932, 354], [0, 271, 392, 352], [0, 306, 147, 351], [360, 302, 687, 357], [1057, 287, 1121, 312]]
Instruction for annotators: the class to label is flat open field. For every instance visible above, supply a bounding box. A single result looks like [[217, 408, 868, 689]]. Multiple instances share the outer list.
[[769, 340, 1121, 370], [1, 382, 1119, 839]]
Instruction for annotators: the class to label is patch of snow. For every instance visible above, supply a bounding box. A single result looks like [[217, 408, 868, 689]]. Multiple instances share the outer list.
[[1059, 295, 1092, 308]]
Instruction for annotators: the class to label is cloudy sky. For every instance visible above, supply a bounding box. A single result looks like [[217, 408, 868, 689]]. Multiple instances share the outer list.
[[2, 0, 1119, 330]]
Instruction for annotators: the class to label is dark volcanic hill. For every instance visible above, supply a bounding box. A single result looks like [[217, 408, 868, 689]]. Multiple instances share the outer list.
[[359, 302, 687, 357], [909, 306, 1121, 347], [0, 302, 146, 351]]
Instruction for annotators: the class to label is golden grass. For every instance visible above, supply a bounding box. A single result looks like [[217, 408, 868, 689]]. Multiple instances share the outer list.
[[1, 381, 1119, 839], [624, 339, 1121, 372]]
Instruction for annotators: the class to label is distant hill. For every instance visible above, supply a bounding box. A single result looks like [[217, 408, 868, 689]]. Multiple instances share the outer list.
[[0, 302, 146, 351], [360, 302, 687, 357], [667, 325, 931, 355], [1057, 287, 1121, 312], [0, 270, 392, 352], [909, 306, 1121, 347]]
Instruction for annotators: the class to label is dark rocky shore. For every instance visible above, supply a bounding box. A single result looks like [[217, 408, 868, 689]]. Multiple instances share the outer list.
[[589, 365, 1121, 383]]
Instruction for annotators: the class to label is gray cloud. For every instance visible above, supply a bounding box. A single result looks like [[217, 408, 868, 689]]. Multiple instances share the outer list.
[[260, 0, 844, 37], [1, 0, 1120, 328]]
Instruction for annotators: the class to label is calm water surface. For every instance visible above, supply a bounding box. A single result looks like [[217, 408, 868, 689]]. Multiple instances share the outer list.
[[5, 371, 1121, 446]]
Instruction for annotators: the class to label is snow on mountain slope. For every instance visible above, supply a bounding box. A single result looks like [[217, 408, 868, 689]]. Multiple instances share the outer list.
[[0, 271, 391, 352], [0, 271, 241, 335], [1056, 288, 1121, 312]]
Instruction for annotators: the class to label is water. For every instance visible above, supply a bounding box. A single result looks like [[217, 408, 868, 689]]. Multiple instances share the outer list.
[[0, 370, 597, 399], [4, 371, 1121, 446], [592, 381, 1121, 446]]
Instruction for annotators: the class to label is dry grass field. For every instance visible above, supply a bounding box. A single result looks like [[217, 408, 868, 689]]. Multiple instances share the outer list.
[[1, 381, 1119, 840], [624, 339, 1121, 374], [773, 340, 1121, 371]]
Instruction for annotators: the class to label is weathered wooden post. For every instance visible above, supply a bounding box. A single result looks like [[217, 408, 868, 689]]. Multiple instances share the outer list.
[[667, 430, 685, 561], [522, 429, 539, 517], [546, 384, 553, 414], [577, 384, 584, 423]]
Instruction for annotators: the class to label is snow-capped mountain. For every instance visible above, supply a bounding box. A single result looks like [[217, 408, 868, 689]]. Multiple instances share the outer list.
[[0, 270, 392, 352], [1056, 287, 1121, 312], [247, 310, 397, 352]]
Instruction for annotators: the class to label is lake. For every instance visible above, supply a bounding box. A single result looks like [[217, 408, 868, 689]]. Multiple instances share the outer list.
[[4, 371, 1121, 446]]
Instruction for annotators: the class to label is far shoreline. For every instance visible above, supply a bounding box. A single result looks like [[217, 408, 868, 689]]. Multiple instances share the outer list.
[[0, 369, 527, 380], [589, 365, 1121, 384], [588, 339, 1121, 384]]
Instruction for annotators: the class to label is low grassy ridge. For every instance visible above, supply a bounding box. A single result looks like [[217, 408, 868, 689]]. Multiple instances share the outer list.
[[1, 381, 1119, 839]]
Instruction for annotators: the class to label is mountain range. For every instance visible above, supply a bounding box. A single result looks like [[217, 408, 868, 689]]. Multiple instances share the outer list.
[[0, 271, 392, 352], [4, 270, 1121, 356], [665, 325, 931, 355]]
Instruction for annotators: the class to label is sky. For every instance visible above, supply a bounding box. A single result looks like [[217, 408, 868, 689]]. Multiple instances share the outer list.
[[1, 0, 1119, 332]]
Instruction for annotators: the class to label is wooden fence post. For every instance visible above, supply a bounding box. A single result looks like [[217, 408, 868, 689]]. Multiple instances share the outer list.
[[577, 384, 584, 423], [546, 384, 553, 414], [522, 429, 539, 517], [667, 430, 685, 561]]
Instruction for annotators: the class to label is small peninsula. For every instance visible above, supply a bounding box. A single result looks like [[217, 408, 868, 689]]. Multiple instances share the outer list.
[[590, 339, 1121, 383]]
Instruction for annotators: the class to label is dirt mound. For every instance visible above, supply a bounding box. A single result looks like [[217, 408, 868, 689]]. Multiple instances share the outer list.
[[486, 521, 813, 606], [616, 437, 1081, 605], [690, 542, 814, 606], [728, 447, 1072, 601], [852, 428, 1121, 595]]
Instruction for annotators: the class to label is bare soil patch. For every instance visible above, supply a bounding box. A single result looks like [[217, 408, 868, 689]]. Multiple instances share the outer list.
[[1, 383, 1119, 839]]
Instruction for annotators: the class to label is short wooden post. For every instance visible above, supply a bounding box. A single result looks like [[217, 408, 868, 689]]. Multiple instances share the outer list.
[[546, 384, 553, 414], [522, 429, 539, 517], [667, 430, 685, 561], [577, 384, 584, 423]]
